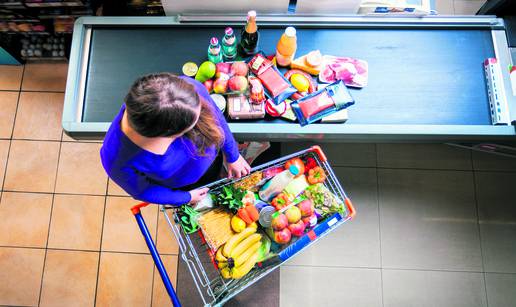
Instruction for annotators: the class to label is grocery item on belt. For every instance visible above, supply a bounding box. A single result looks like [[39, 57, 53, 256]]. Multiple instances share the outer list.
[[248, 53, 296, 104], [284, 69, 317, 101], [228, 95, 265, 120], [248, 76, 266, 104], [291, 50, 324, 75], [265, 98, 287, 117], [291, 80, 355, 126], [319, 56, 368, 88], [321, 109, 348, 123], [210, 94, 227, 112], [280, 100, 297, 122]]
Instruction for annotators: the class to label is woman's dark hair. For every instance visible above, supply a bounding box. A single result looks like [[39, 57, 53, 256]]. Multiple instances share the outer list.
[[125, 72, 224, 155]]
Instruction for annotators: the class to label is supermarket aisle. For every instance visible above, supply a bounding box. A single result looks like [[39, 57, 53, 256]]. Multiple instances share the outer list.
[[280, 143, 516, 307]]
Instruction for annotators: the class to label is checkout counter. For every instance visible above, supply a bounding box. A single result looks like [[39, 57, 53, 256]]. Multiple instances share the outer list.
[[62, 15, 516, 142]]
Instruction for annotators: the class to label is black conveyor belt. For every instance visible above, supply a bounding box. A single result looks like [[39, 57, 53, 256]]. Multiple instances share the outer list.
[[84, 26, 495, 125]]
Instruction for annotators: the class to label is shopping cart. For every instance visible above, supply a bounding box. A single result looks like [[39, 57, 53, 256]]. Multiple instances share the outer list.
[[131, 146, 356, 307]]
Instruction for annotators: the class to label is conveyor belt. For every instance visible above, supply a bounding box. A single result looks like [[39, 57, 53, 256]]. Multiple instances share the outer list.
[[84, 26, 495, 125]]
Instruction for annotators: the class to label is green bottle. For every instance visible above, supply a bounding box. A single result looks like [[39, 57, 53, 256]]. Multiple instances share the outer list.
[[222, 27, 237, 61], [208, 37, 223, 64]]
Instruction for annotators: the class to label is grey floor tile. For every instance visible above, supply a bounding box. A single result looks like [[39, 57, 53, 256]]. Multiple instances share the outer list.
[[377, 144, 472, 170], [485, 273, 516, 307], [383, 269, 487, 307], [281, 142, 376, 167], [288, 167, 380, 268], [472, 150, 516, 172], [476, 172, 516, 273], [379, 169, 482, 271], [280, 266, 382, 307]]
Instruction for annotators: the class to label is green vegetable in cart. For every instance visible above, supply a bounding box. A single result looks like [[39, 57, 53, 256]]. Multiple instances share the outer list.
[[256, 236, 272, 262], [215, 186, 246, 212], [305, 183, 344, 217]]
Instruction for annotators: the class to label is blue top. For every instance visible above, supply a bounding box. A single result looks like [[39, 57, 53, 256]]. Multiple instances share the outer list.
[[100, 76, 239, 205]]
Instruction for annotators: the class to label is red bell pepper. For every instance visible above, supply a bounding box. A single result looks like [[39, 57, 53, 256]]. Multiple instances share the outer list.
[[271, 193, 290, 210]]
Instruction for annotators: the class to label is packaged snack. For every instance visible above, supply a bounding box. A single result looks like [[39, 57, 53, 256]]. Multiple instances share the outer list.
[[291, 80, 355, 126], [265, 98, 287, 117], [319, 56, 368, 88], [248, 76, 266, 104], [228, 95, 265, 120], [248, 53, 297, 104], [197, 208, 235, 251]]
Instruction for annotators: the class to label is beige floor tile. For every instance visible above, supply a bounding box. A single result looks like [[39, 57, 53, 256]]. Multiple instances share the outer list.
[[55, 142, 107, 195], [152, 255, 178, 307], [22, 63, 68, 92], [0, 91, 18, 138], [13, 92, 63, 141], [435, 0, 455, 14], [40, 250, 99, 307], [0, 192, 53, 247], [0, 247, 45, 306], [0, 65, 23, 90], [108, 178, 129, 196], [102, 197, 158, 253], [453, 0, 485, 14], [96, 252, 154, 307], [0, 140, 9, 188], [157, 210, 179, 255], [4, 140, 60, 193], [48, 194, 105, 251]]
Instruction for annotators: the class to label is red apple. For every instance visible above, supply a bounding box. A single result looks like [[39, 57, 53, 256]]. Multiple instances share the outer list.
[[285, 206, 301, 224], [230, 61, 248, 76], [288, 220, 306, 237], [228, 76, 248, 92], [216, 62, 231, 78], [213, 78, 228, 94], [274, 228, 291, 244], [203, 80, 213, 93], [297, 199, 314, 217], [271, 213, 288, 231], [301, 214, 317, 228]]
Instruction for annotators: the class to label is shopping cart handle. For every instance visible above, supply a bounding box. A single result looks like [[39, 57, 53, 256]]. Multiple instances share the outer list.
[[310, 145, 327, 162], [131, 202, 151, 215]]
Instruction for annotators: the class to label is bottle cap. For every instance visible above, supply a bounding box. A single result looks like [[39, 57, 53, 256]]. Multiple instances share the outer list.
[[210, 37, 219, 45], [285, 26, 296, 37], [225, 27, 233, 36], [247, 10, 256, 18], [288, 164, 300, 175]]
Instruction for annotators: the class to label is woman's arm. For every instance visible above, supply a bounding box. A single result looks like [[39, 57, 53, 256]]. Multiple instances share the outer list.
[[112, 166, 191, 205]]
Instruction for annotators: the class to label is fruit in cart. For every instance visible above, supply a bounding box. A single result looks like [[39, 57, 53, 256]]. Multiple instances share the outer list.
[[273, 227, 292, 244], [297, 199, 315, 217], [288, 219, 306, 237], [231, 215, 247, 233], [230, 61, 249, 76], [307, 166, 327, 185], [220, 267, 232, 279], [228, 76, 248, 92], [223, 227, 256, 257], [213, 77, 229, 94], [203, 79, 213, 93], [231, 252, 259, 279], [216, 62, 232, 77], [301, 213, 317, 228], [290, 73, 310, 92], [256, 236, 272, 262], [248, 222, 258, 230], [216, 247, 227, 263], [285, 206, 302, 224], [271, 213, 288, 231], [231, 233, 262, 258], [234, 239, 262, 267]]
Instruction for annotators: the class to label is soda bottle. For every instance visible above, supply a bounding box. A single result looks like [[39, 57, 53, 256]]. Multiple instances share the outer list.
[[222, 27, 237, 61], [275, 27, 297, 67], [207, 37, 223, 64], [239, 10, 259, 56]]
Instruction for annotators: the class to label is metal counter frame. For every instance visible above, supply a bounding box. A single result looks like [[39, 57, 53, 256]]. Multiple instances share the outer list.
[[63, 15, 516, 142]]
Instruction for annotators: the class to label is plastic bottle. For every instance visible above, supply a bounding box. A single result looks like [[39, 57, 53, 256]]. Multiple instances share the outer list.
[[222, 27, 237, 61], [275, 27, 297, 67], [239, 10, 259, 56], [207, 37, 223, 64], [259, 165, 300, 202]]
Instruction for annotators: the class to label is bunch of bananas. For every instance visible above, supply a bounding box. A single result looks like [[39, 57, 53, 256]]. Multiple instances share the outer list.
[[216, 227, 262, 279]]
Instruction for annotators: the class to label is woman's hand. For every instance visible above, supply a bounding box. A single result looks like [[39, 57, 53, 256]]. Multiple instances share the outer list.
[[189, 187, 209, 204], [225, 154, 251, 179]]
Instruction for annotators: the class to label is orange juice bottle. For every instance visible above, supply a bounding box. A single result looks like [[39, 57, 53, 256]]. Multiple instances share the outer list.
[[275, 27, 297, 67]]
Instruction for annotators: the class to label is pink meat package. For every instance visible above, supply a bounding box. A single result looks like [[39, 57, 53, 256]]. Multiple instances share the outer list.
[[319, 56, 368, 88]]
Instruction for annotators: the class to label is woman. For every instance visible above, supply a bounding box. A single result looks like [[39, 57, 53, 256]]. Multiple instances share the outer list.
[[100, 72, 251, 205]]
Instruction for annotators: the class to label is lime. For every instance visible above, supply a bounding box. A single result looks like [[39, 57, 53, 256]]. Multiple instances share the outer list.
[[198, 61, 216, 79], [182, 62, 198, 77], [290, 73, 310, 92]]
